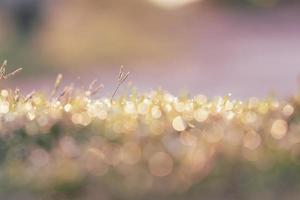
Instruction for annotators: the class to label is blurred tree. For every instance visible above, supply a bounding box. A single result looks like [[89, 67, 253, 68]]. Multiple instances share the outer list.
[[1, 0, 45, 42], [209, 0, 299, 8]]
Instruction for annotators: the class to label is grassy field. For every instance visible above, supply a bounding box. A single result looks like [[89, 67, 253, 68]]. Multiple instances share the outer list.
[[0, 64, 300, 199]]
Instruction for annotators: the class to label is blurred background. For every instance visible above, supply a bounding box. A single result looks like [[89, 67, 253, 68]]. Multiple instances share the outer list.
[[1, 1, 300, 200], [0, 0, 300, 97]]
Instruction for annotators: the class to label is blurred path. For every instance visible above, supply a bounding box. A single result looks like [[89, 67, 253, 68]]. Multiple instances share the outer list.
[[129, 6, 300, 98]]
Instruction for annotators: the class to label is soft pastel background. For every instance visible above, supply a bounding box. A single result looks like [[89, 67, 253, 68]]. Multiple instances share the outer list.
[[0, 0, 300, 98], [1, 1, 300, 200]]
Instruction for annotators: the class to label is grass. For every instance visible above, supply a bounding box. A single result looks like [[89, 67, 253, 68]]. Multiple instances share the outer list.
[[0, 61, 300, 199]]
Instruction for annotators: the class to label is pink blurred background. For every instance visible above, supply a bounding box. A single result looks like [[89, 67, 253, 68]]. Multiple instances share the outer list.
[[0, 0, 300, 98]]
